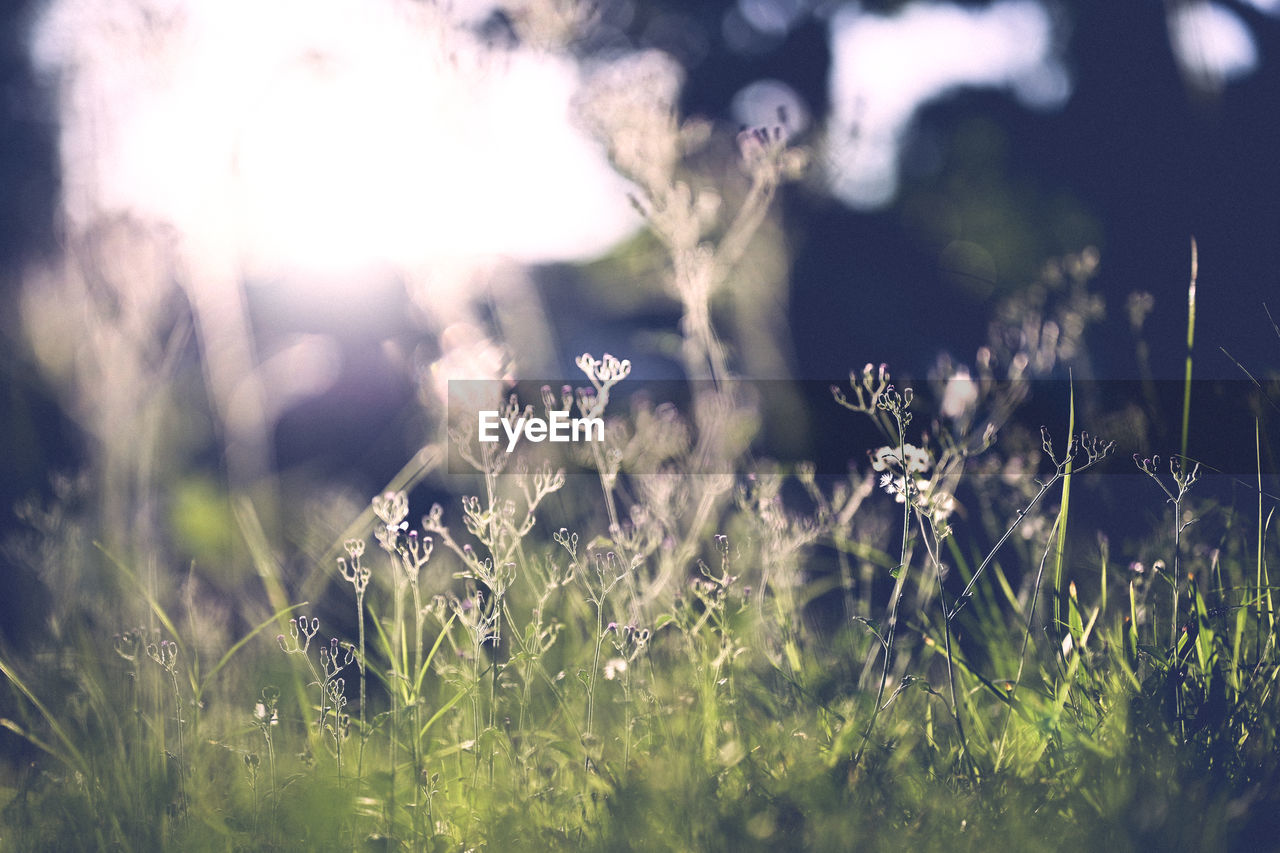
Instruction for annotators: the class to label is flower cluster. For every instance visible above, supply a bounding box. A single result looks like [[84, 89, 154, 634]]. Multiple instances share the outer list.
[[576, 352, 631, 389], [869, 441, 957, 531]]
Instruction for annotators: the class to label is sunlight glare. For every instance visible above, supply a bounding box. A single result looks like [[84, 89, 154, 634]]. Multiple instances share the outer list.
[[825, 0, 1068, 209], [1167, 2, 1259, 93], [30, 0, 639, 301]]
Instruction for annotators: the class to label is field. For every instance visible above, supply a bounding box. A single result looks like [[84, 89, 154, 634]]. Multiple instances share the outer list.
[[3, 2, 1280, 851]]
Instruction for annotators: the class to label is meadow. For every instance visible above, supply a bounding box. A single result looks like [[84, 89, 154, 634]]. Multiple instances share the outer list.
[[3, 7, 1280, 851], [6, 158, 1280, 853]]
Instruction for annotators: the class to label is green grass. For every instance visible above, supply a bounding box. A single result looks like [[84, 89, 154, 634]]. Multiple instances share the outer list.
[[3, 347, 1279, 851]]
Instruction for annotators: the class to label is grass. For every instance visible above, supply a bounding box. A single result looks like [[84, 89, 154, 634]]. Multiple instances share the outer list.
[[3, 339, 1279, 850]]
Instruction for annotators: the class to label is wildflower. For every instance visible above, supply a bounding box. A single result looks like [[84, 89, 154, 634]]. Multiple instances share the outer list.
[[902, 443, 931, 475], [603, 658, 627, 680], [869, 446, 897, 472], [927, 490, 957, 524], [878, 473, 910, 503], [253, 703, 278, 726], [869, 443, 931, 475]]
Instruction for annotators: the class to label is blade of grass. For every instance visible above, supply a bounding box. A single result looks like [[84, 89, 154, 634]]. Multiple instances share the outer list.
[[1259, 418, 1265, 660], [1099, 533, 1109, 619], [1127, 581, 1140, 665], [96, 542, 183, 651], [1181, 236, 1197, 464], [1231, 604, 1247, 695], [1219, 347, 1280, 417], [1052, 376, 1075, 638], [419, 685, 472, 740], [1258, 420, 1276, 644], [232, 497, 293, 627], [997, 512, 1063, 768], [1067, 581, 1084, 652], [0, 718, 64, 766], [1263, 507, 1276, 638], [367, 604, 410, 706], [0, 657, 90, 776], [233, 498, 320, 737], [1190, 576, 1216, 674], [414, 612, 457, 696]]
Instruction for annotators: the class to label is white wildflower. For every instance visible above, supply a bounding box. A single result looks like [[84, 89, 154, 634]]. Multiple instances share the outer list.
[[870, 443, 932, 475]]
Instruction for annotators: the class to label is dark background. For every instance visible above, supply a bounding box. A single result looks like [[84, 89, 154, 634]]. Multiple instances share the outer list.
[[669, 0, 1280, 382]]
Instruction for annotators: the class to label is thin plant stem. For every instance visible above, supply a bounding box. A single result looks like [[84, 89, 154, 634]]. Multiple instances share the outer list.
[[950, 440, 1111, 623], [853, 428, 912, 768], [913, 509, 966, 762]]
